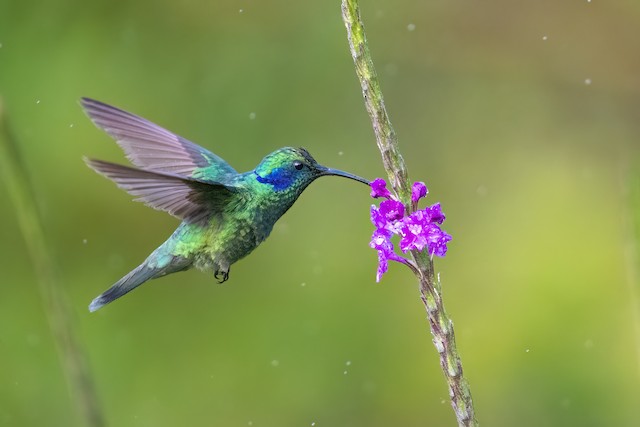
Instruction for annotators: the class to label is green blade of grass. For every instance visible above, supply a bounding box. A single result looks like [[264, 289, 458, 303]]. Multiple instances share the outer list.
[[0, 97, 105, 427]]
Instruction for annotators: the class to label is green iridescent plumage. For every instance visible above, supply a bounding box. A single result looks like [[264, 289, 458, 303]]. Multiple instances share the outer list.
[[81, 98, 368, 312]]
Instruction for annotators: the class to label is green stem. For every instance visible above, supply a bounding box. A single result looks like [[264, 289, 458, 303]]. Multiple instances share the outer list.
[[341, 0, 411, 205], [621, 165, 640, 378], [0, 98, 105, 427], [341, 2, 478, 425]]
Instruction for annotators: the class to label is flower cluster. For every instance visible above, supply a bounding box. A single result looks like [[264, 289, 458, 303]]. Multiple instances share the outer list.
[[369, 178, 452, 281]]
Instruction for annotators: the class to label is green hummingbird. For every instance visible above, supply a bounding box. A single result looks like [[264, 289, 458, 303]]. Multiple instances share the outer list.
[[82, 98, 369, 312]]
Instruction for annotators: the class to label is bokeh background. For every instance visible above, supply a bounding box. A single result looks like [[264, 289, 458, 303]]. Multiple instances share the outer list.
[[1, 0, 640, 426]]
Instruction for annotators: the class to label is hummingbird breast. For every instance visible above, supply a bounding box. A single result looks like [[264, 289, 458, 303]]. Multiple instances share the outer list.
[[170, 180, 300, 274], [191, 215, 265, 272]]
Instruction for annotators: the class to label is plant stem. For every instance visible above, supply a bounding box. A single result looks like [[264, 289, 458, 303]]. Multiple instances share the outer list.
[[621, 165, 640, 378], [340, 0, 411, 205], [0, 98, 105, 427], [341, 2, 478, 425]]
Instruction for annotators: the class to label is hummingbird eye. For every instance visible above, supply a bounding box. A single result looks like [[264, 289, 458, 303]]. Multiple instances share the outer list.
[[293, 161, 304, 170]]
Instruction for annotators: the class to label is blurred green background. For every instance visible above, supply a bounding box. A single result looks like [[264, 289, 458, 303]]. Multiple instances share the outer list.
[[2, 0, 640, 426]]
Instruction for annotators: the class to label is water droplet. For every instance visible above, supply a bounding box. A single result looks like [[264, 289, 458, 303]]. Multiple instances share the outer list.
[[407, 23, 416, 32], [239, 8, 244, 13], [542, 35, 548, 41], [345, 360, 352, 366], [311, 423, 316, 426], [584, 78, 592, 85], [441, 399, 446, 404], [343, 370, 348, 375], [300, 282, 306, 287], [36, 99, 41, 104], [249, 112, 256, 120], [525, 348, 530, 353], [69, 123, 74, 128], [338, 151, 344, 156], [82, 239, 88, 245], [271, 359, 279, 367], [248, 422, 253, 426]]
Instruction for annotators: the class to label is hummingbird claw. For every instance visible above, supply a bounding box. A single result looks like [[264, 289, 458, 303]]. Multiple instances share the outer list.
[[214, 269, 229, 283]]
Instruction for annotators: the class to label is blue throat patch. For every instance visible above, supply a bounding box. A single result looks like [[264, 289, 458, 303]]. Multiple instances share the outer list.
[[255, 168, 292, 191]]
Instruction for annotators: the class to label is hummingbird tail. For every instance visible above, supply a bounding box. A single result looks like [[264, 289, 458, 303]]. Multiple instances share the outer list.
[[89, 255, 191, 312]]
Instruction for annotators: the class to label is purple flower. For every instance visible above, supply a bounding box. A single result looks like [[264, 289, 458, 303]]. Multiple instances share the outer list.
[[424, 203, 445, 224], [398, 211, 452, 256], [370, 178, 391, 199], [412, 181, 428, 203], [379, 199, 404, 222], [370, 228, 408, 282], [368, 178, 451, 280], [370, 199, 405, 232], [370, 205, 386, 229], [430, 230, 452, 257]]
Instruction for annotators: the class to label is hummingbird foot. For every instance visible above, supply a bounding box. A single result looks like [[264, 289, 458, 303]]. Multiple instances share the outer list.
[[214, 268, 229, 283]]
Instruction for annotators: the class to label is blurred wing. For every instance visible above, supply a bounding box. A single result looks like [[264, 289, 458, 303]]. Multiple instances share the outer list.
[[81, 98, 237, 179], [85, 158, 238, 224]]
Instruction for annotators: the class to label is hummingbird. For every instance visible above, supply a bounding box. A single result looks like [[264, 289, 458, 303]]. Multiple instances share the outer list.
[[81, 98, 369, 312]]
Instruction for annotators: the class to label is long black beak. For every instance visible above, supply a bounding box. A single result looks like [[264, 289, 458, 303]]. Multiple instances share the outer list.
[[317, 166, 370, 185]]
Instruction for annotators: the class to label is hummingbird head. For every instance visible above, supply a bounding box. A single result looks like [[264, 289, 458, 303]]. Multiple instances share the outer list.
[[254, 147, 369, 194]]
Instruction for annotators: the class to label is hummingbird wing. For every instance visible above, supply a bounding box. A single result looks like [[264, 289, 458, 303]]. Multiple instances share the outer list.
[[80, 98, 237, 180], [85, 158, 239, 224]]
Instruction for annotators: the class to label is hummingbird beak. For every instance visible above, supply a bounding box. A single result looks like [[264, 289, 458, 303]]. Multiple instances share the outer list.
[[317, 166, 370, 185]]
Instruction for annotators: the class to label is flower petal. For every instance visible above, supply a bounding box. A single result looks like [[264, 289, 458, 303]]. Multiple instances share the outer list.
[[428, 229, 452, 257], [398, 208, 451, 256], [370, 228, 411, 281], [370, 205, 387, 229], [370, 178, 391, 199], [376, 252, 388, 282], [379, 199, 405, 222], [425, 203, 445, 224], [370, 228, 393, 251], [411, 181, 428, 203]]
